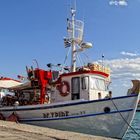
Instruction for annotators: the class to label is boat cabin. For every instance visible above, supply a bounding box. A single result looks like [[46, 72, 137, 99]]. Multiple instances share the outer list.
[[51, 64, 111, 103]]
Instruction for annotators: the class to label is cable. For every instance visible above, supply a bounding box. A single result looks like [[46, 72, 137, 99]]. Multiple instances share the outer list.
[[76, 53, 83, 66], [63, 47, 71, 65], [76, 45, 91, 66], [111, 98, 140, 138]]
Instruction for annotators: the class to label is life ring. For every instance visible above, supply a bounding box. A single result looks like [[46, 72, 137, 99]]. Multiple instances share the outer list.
[[59, 81, 70, 97]]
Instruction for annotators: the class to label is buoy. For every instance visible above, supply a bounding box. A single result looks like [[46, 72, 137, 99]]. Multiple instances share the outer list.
[[58, 81, 70, 97], [0, 113, 5, 120], [6, 112, 19, 123]]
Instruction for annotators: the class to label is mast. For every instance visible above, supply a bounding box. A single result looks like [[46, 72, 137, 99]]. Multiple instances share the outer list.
[[71, 8, 76, 72], [64, 6, 92, 72]]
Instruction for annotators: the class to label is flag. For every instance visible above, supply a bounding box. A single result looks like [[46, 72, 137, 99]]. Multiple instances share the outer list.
[[64, 38, 71, 48]]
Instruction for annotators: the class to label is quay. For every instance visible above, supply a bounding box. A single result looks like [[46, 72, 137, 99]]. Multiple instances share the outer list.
[[0, 120, 118, 140]]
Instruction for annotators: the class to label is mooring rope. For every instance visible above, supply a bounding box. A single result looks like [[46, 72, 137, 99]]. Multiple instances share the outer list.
[[111, 98, 140, 138]]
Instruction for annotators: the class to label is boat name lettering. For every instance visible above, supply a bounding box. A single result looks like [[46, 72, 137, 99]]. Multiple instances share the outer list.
[[71, 111, 86, 116], [43, 111, 69, 118]]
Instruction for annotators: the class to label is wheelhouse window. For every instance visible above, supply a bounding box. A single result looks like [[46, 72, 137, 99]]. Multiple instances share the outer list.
[[90, 77, 106, 91], [71, 77, 80, 94], [81, 76, 89, 90], [71, 77, 80, 100]]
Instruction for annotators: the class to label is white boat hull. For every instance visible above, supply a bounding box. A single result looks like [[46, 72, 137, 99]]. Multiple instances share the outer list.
[[137, 106, 140, 112], [0, 94, 139, 139]]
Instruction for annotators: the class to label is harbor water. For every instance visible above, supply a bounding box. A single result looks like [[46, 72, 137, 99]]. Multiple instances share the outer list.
[[123, 112, 140, 140]]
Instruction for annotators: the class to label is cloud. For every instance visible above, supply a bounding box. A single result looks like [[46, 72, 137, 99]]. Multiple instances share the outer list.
[[109, 0, 128, 6], [121, 51, 139, 57], [96, 57, 140, 96], [107, 57, 140, 95], [104, 57, 140, 79], [118, 0, 128, 6]]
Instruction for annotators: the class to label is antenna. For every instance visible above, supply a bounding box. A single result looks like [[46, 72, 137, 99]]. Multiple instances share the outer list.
[[33, 59, 39, 68], [102, 53, 105, 68], [70, 0, 76, 11], [74, 0, 76, 11]]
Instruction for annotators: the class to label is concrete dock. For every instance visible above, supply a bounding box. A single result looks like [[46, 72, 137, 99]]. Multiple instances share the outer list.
[[0, 120, 118, 140]]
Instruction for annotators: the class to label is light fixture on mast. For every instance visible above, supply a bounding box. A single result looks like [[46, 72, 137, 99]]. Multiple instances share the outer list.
[[81, 42, 92, 49]]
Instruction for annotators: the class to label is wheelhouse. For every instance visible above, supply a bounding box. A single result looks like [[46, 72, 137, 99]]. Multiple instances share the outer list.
[[51, 65, 110, 103]]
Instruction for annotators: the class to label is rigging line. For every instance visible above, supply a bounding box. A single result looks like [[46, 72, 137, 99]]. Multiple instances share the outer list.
[[33, 59, 39, 68], [76, 38, 93, 63], [76, 53, 83, 66], [82, 51, 92, 63], [63, 47, 71, 66], [79, 52, 90, 65], [111, 98, 140, 138], [76, 46, 87, 65], [80, 53, 88, 66], [76, 47, 86, 66], [82, 52, 90, 64]]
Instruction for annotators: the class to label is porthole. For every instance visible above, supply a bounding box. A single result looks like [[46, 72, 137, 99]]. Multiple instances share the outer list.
[[104, 107, 111, 113]]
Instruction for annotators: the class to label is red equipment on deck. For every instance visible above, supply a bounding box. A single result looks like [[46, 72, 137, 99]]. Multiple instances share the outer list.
[[27, 67, 52, 104]]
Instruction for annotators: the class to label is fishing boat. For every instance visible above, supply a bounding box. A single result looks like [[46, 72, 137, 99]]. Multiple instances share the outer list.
[[127, 80, 140, 112], [137, 101, 140, 112], [0, 77, 21, 101], [0, 7, 139, 139]]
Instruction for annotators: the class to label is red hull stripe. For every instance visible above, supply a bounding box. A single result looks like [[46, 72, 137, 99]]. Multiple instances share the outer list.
[[61, 71, 109, 78], [0, 77, 21, 83]]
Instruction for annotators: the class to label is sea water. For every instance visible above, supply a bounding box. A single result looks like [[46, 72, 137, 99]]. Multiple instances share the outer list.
[[123, 112, 140, 140]]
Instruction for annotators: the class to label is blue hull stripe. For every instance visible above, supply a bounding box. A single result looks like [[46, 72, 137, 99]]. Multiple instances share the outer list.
[[1, 94, 138, 112], [19, 108, 133, 122]]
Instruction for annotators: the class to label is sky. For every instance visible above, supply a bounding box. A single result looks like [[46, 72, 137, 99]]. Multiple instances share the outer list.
[[0, 0, 140, 96]]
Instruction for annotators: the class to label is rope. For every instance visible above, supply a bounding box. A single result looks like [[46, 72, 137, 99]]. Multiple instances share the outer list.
[[76, 53, 84, 66], [111, 98, 140, 138], [82, 52, 92, 62], [62, 47, 71, 72], [63, 47, 71, 66]]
